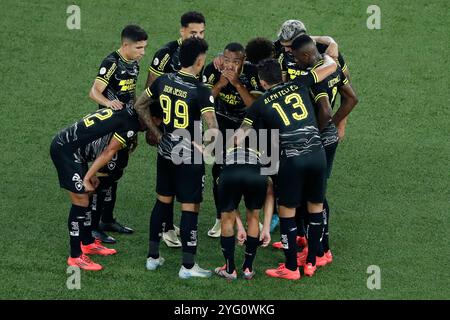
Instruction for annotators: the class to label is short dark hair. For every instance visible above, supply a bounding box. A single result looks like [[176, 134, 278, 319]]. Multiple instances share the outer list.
[[245, 37, 275, 65], [224, 42, 245, 53], [179, 37, 209, 68], [291, 34, 314, 51], [180, 11, 205, 27], [257, 58, 282, 85], [121, 25, 148, 42]]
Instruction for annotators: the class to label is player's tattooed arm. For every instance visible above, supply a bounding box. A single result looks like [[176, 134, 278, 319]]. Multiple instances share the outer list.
[[233, 121, 253, 147], [134, 91, 162, 142], [145, 71, 158, 90], [201, 110, 219, 148]]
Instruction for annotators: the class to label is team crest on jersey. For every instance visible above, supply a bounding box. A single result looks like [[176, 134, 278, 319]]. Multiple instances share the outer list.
[[127, 130, 135, 138], [72, 173, 83, 191], [251, 77, 258, 89], [153, 57, 159, 66], [107, 161, 116, 170], [99, 67, 107, 75], [300, 71, 309, 75], [209, 95, 214, 103], [202, 75, 207, 83]]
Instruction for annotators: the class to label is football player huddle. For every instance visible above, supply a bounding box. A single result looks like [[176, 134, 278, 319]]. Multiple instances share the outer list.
[[50, 11, 358, 281]]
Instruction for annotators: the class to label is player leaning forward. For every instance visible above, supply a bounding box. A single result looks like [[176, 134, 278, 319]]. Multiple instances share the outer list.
[[236, 42, 337, 279], [50, 107, 144, 270], [135, 38, 219, 279]]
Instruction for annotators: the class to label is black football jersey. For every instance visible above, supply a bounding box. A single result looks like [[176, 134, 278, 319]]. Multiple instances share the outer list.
[[145, 71, 215, 159], [96, 51, 139, 109], [148, 39, 182, 77], [310, 62, 348, 146], [202, 62, 263, 125], [310, 63, 348, 110], [274, 40, 348, 81], [243, 69, 323, 157], [54, 108, 140, 153]]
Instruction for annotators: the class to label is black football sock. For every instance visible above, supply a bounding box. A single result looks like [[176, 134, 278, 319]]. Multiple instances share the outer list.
[[220, 235, 235, 273], [280, 217, 298, 271], [81, 203, 95, 245], [100, 181, 117, 224], [243, 236, 259, 272], [322, 198, 330, 252], [213, 180, 221, 220], [148, 200, 171, 258], [90, 192, 102, 231], [164, 201, 175, 232], [68, 204, 87, 258], [295, 206, 306, 238], [180, 211, 198, 269], [306, 211, 325, 266], [212, 164, 222, 220]]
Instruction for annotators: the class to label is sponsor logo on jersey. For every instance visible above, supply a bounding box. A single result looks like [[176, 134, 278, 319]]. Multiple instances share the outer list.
[[251, 77, 258, 89], [328, 75, 341, 87], [208, 74, 215, 84], [119, 78, 136, 91], [105, 63, 117, 81], [158, 53, 170, 71], [219, 92, 241, 105]]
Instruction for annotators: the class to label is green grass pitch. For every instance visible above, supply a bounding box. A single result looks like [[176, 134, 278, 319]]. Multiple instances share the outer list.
[[0, 0, 449, 300]]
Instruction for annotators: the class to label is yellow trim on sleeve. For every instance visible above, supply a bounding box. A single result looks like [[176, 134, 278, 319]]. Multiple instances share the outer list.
[[95, 77, 109, 85], [311, 70, 318, 83], [145, 87, 153, 98], [201, 107, 215, 114], [343, 78, 349, 85], [314, 92, 328, 102], [243, 118, 253, 126], [342, 63, 348, 72], [149, 66, 164, 76], [113, 133, 127, 147]]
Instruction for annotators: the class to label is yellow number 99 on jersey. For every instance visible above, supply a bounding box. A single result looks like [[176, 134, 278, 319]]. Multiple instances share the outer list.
[[159, 94, 189, 129]]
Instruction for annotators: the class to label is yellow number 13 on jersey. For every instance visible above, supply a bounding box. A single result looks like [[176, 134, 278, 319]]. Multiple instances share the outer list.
[[272, 93, 308, 126]]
